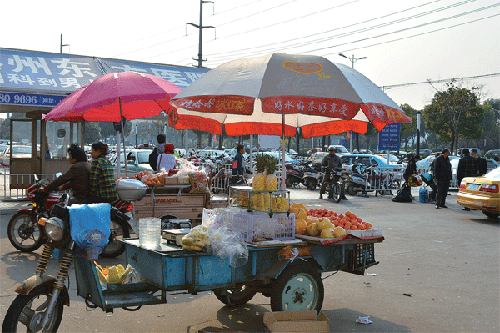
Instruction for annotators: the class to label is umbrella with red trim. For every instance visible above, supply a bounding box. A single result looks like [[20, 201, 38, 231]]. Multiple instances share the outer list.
[[169, 53, 411, 189], [169, 53, 410, 138]]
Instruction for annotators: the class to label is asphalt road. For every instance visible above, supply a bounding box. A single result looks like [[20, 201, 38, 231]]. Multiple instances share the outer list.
[[0, 188, 498, 333]]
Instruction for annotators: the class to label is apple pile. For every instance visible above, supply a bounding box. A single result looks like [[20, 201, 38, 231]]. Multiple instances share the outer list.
[[290, 203, 372, 239], [308, 209, 372, 231]]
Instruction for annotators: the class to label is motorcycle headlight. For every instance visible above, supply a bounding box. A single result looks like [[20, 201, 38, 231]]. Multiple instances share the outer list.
[[45, 217, 67, 241]]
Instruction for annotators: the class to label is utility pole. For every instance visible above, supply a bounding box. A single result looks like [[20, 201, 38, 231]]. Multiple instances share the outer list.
[[188, 0, 215, 68], [338, 53, 366, 69], [339, 53, 367, 152], [60, 34, 69, 53]]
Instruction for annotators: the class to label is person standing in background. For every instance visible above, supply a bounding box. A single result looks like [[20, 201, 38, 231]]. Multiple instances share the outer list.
[[157, 143, 177, 174], [471, 149, 487, 176], [434, 149, 452, 209], [457, 148, 478, 186], [149, 134, 166, 172], [232, 144, 245, 176], [428, 152, 440, 202]]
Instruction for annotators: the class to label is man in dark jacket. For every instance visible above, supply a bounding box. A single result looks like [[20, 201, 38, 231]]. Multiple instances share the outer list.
[[471, 149, 487, 176], [45, 144, 91, 205], [149, 134, 166, 171], [232, 144, 245, 176], [319, 147, 341, 199], [433, 148, 452, 209], [457, 148, 478, 185]]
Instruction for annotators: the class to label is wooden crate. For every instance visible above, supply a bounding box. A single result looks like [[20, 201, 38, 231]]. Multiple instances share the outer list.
[[134, 193, 207, 225]]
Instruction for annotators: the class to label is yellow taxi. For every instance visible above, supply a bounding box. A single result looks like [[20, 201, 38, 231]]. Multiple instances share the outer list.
[[457, 167, 500, 219]]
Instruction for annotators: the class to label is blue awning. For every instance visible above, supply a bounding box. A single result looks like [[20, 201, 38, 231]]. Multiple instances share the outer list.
[[0, 48, 209, 111]]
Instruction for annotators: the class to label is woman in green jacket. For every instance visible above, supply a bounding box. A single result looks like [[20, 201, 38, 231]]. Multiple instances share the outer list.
[[84, 142, 117, 204]]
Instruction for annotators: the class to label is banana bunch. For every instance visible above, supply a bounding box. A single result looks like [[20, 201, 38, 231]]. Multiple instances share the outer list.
[[182, 225, 210, 251], [272, 197, 289, 212], [94, 262, 132, 285]]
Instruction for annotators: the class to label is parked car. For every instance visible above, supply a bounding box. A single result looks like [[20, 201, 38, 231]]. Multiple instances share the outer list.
[[328, 145, 349, 155], [310, 152, 328, 170], [340, 153, 405, 178], [485, 149, 500, 162], [1, 145, 32, 167], [457, 166, 500, 219], [409, 149, 433, 158], [111, 149, 153, 176], [486, 159, 499, 173]]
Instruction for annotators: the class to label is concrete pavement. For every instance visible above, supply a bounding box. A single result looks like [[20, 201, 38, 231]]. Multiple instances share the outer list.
[[0, 188, 498, 332]]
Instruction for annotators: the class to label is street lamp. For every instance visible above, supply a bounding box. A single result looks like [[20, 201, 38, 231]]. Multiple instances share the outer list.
[[338, 53, 366, 69], [416, 111, 421, 156]]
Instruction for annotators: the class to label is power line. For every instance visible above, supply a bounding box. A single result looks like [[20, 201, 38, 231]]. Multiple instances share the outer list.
[[381, 72, 500, 91], [115, 0, 300, 59], [200, 3, 499, 67], [205, 0, 489, 64], [80, 0, 268, 55], [205, 0, 445, 60]]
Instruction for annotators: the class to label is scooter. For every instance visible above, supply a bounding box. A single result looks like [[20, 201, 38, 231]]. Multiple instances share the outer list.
[[285, 164, 303, 188], [302, 164, 323, 190]]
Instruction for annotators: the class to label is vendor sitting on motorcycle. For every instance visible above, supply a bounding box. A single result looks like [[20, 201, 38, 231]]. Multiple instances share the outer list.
[[319, 147, 341, 199], [84, 142, 117, 204], [45, 144, 91, 205]]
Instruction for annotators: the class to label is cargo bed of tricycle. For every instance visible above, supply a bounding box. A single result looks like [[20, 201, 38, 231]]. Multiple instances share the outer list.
[[75, 235, 383, 313]]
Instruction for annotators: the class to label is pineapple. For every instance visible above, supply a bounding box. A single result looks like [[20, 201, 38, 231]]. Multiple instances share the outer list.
[[265, 173, 278, 191], [252, 173, 266, 191]]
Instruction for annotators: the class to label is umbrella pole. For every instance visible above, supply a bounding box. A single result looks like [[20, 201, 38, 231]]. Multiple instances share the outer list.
[[281, 114, 286, 191], [119, 97, 128, 178]]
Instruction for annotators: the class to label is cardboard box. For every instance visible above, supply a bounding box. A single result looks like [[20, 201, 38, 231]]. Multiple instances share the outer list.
[[263, 310, 330, 333]]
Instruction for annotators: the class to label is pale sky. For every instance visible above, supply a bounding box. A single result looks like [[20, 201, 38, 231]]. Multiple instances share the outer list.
[[2, 0, 499, 111]]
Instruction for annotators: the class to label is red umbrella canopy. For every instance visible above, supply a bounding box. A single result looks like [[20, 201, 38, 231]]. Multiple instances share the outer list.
[[46, 72, 182, 122], [169, 53, 410, 138]]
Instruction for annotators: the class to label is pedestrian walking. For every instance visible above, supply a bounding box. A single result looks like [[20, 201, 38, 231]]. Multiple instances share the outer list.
[[433, 148, 452, 209]]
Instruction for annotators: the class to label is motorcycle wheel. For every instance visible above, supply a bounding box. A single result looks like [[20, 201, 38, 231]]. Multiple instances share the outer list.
[[346, 182, 358, 196], [329, 183, 341, 203], [306, 179, 317, 191], [100, 218, 130, 258], [7, 212, 45, 252], [2, 286, 63, 333]]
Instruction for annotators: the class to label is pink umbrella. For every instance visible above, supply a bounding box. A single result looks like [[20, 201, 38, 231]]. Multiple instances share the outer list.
[[45, 72, 182, 177], [45, 72, 182, 122]]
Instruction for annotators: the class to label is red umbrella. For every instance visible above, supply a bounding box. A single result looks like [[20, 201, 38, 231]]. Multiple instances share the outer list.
[[45, 72, 182, 122]]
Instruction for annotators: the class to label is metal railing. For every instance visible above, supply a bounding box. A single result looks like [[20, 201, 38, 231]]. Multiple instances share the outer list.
[[1, 169, 59, 200], [359, 167, 403, 195]]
